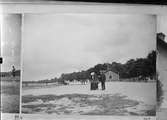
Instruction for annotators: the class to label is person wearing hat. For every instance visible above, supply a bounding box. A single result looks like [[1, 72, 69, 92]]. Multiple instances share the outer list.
[[99, 70, 106, 90], [11, 66, 16, 78], [90, 72, 99, 90]]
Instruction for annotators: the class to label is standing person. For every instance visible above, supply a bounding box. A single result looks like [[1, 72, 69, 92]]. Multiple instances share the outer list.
[[90, 72, 94, 90], [100, 70, 106, 90], [90, 72, 99, 90], [12, 66, 16, 77], [94, 72, 99, 90]]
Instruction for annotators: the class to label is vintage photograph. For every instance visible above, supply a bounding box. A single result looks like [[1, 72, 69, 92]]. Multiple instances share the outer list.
[[0, 14, 21, 114], [157, 15, 167, 120], [21, 14, 156, 119]]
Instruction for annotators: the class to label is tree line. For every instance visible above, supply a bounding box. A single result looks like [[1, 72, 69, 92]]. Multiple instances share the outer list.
[[60, 50, 156, 82], [24, 50, 156, 84]]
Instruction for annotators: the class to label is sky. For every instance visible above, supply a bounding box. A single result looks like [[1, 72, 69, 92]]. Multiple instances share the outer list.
[[1, 14, 21, 72], [157, 15, 167, 42], [22, 14, 156, 81]]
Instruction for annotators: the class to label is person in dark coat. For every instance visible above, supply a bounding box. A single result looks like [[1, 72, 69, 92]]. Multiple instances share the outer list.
[[99, 70, 106, 90], [12, 66, 16, 77]]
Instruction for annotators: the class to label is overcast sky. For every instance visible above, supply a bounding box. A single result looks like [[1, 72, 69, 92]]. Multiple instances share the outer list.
[[1, 14, 21, 72], [157, 15, 167, 42], [22, 14, 156, 81]]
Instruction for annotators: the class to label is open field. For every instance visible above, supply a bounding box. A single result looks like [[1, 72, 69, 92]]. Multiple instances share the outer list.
[[22, 82, 156, 116], [1, 77, 20, 113]]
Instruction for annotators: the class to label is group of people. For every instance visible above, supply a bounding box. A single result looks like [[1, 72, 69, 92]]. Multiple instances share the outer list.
[[90, 70, 106, 90]]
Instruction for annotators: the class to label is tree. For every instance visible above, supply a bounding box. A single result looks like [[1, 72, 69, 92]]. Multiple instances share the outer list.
[[50, 50, 156, 82]]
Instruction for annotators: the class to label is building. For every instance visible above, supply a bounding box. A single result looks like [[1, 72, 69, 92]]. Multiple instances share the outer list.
[[104, 70, 119, 81]]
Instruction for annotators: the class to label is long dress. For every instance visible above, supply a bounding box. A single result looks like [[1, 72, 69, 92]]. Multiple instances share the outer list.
[[90, 73, 99, 90]]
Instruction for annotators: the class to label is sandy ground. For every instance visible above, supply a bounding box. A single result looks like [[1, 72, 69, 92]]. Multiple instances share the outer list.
[[1, 113, 156, 120], [23, 82, 156, 105], [22, 82, 156, 116]]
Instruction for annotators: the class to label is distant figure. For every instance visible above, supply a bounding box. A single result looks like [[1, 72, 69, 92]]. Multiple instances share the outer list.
[[14, 115, 19, 120], [99, 70, 106, 90], [14, 115, 22, 120], [90, 72, 99, 90], [12, 66, 16, 77], [81, 79, 87, 85]]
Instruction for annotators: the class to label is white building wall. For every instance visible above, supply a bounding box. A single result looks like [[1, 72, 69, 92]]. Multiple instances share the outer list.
[[105, 71, 119, 81]]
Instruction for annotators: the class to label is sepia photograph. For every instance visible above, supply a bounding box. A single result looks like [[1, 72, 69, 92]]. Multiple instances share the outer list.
[[21, 14, 156, 120], [0, 14, 22, 118], [157, 15, 167, 120]]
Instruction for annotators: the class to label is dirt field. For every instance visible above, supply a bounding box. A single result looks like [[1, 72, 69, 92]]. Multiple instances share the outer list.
[[1, 78, 20, 113], [22, 82, 156, 116]]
